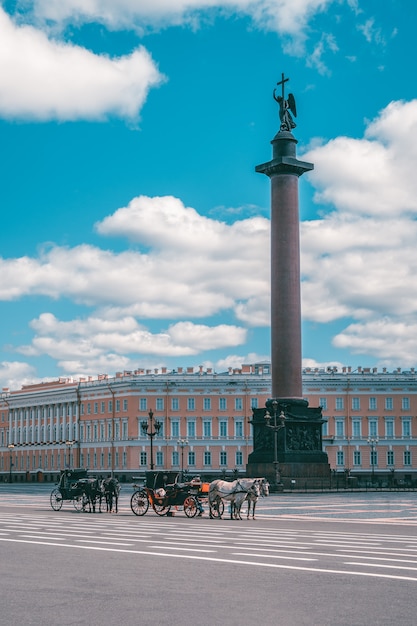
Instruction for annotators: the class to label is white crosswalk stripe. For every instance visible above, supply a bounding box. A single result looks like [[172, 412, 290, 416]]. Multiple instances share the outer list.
[[1, 509, 417, 581]]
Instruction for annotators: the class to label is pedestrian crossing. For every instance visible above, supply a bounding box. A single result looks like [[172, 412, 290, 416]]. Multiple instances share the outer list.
[[1, 510, 417, 582], [2, 486, 417, 525]]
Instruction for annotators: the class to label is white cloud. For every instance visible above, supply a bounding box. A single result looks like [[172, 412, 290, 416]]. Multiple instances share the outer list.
[[16, 313, 247, 375], [0, 361, 39, 391], [332, 319, 417, 368], [0, 7, 163, 121], [300, 99, 417, 363], [0, 196, 269, 321], [27, 0, 336, 37], [303, 100, 417, 217]]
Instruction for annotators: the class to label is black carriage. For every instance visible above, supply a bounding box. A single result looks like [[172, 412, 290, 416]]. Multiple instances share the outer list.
[[50, 469, 89, 511], [130, 471, 205, 518]]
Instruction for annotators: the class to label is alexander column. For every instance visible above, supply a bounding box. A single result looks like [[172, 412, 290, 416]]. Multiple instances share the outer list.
[[247, 74, 329, 488]]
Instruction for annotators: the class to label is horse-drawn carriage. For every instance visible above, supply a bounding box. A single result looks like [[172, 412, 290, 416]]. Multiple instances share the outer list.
[[130, 471, 211, 517], [50, 469, 120, 513], [50, 469, 89, 511]]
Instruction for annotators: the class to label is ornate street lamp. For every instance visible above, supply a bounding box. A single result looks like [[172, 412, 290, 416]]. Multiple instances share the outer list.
[[367, 437, 379, 484], [8, 443, 14, 483], [141, 409, 162, 470], [177, 438, 188, 481], [264, 400, 286, 487]]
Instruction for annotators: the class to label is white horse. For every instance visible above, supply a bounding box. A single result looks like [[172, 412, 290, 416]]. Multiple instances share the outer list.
[[245, 478, 269, 520], [208, 479, 261, 520]]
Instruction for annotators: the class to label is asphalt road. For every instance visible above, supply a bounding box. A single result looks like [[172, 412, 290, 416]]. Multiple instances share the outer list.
[[1, 485, 417, 625]]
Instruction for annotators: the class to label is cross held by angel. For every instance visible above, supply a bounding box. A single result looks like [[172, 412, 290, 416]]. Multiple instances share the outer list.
[[273, 73, 297, 132]]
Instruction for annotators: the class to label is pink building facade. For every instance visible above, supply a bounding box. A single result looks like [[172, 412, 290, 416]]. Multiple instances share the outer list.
[[1, 364, 417, 486]]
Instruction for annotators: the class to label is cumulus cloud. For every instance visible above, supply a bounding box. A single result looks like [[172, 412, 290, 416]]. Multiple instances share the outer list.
[[16, 313, 247, 374], [27, 0, 335, 37], [0, 196, 269, 320], [0, 361, 39, 391], [333, 319, 417, 367], [303, 100, 417, 217], [300, 99, 417, 363], [0, 7, 163, 121]]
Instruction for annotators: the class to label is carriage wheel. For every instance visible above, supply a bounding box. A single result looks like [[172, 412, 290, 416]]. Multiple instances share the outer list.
[[50, 489, 63, 511], [209, 497, 224, 519], [153, 500, 171, 516], [130, 490, 149, 516], [73, 495, 84, 511], [183, 496, 198, 518]]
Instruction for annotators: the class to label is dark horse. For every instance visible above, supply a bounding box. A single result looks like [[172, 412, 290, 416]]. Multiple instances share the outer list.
[[74, 478, 103, 513], [102, 477, 121, 513]]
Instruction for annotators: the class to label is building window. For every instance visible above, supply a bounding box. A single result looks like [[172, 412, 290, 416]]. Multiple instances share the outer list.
[[387, 450, 394, 466], [203, 398, 211, 411], [385, 397, 393, 410], [116, 400, 121, 412], [235, 398, 243, 411], [139, 398, 147, 411], [251, 398, 258, 409], [352, 397, 360, 411], [122, 421, 128, 440], [235, 421, 243, 438], [369, 397, 377, 410], [236, 450, 243, 466], [219, 421, 228, 438], [101, 401, 105, 413], [87, 403, 91, 415], [220, 451, 227, 466], [353, 450, 361, 466], [108, 400, 113, 413], [204, 451, 211, 466], [335, 397, 344, 410], [123, 399, 128, 411], [322, 421, 328, 437], [369, 421, 378, 438], [187, 397, 195, 411], [219, 398, 227, 411], [319, 398, 327, 410], [171, 421, 180, 438], [188, 451, 195, 466], [385, 421, 394, 438], [352, 420, 361, 438], [172, 451, 179, 466], [203, 421, 211, 438], [156, 451, 163, 466], [404, 450, 411, 466], [156, 398, 164, 411], [370, 450, 378, 467], [402, 420, 411, 438], [335, 420, 344, 437], [402, 397, 410, 411], [336, 450, 344, 466], [187, 421, 195, 438], [140, 451, 147, 466], [94, 402, 98, 414], [171, 397, 179, 411]]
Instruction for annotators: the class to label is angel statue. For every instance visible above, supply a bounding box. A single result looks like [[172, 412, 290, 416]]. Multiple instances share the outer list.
[[273, 88, 297, 132]]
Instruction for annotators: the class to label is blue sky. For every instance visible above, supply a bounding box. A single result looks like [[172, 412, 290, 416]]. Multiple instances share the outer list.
[[0, 0, 416, 389]]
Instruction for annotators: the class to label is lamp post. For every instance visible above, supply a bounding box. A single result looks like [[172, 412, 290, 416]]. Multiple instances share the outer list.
[[8, 443, 14, 483], [177, 438, 188, 480], [264, 400, 286, 488], [141, 409, 162, 470], [65, 440, 75, 469], [368, 437, 379, 484]]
